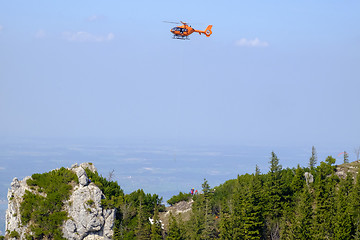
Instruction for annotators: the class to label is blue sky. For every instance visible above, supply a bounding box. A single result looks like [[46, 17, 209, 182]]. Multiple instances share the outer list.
[[0, 0, 360, 148]]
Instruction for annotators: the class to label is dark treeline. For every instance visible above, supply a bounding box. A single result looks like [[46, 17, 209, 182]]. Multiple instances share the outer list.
[[86, 148, 360, 239], [166, 151, 360, 240]]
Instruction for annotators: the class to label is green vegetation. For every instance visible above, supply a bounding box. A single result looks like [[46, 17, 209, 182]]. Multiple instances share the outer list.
[[87, 199, 95, 206], [20, 167, 78, 239], [165, 152, 360, 239], [167, 192, 192, 206], [8, 151, 360, 239], [9, 230, 20, 239], [84, 168, 165, 239]]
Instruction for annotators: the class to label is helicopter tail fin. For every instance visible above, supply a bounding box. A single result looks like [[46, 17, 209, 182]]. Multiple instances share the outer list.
[[205, 25, 213, 37]]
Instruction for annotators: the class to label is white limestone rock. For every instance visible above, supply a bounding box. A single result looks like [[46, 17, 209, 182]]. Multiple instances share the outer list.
[[6, 176, 33, 239], [80, 162, 97, 173], [62, 164, 115, 240], [74, 166, 89, 186], [304, 172, 314, 185], [5, 163, 115, 240]]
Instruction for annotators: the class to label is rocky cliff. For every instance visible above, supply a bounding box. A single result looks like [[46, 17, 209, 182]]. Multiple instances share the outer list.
[[5, 163, 115, 240]]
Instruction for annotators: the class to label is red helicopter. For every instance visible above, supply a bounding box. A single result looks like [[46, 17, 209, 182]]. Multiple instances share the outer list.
[[164, 21, 213, 40]]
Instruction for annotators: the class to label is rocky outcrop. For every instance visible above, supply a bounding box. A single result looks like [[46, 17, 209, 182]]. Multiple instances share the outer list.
[[5, 163, 115, 240], [6, 176, 33, 238], [159, 200, 193, 230], [335, 160, 360, 179]]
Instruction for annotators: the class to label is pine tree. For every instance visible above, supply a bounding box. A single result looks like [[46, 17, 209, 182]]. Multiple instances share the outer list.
[[309, 146, 318, 169], [270, 151, 282, 174], [231, 187, 245, 239], [243, 173, 263, 240], [313, 157, 337, 239], [291, 165, 305, 194], [200, 178, 216, 240], [187, 180, 214, 240], [266, 152, 283, 218], [151, 205, 163, 240], [292, 187, 313, 240], [255, 165, 261, 175], [344, 151, 349, 164], [135, 198, 151, 239], [219, 211, 233, 240], [334, 173, 353, 239], [167, 213, 183, 240], [351, 172, 360, 239]]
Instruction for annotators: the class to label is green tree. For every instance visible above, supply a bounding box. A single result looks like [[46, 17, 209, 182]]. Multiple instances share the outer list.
[[292, 187, 313, 240], [334, 173, 353, 239], [265, 152, 283, 218], [344, 151, 349, 164], [291, 165, 305, 194], [270, 151, 282, 174], [309, 146, 318, 168], [313, 157, 338, 239], [135, 198, 151, 239], [243, 173, 263, 240], [200, 178, 216, 239], [351, 172, 360, 239], [151, 205, 163, 240], [167, 213, 184, 240]]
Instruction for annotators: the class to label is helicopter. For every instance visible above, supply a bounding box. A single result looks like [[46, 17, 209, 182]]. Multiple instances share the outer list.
[[164, 21, 213, 40]]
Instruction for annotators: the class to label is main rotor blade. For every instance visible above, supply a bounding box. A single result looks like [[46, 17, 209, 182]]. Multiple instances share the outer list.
[[163, 21, 181, 24]]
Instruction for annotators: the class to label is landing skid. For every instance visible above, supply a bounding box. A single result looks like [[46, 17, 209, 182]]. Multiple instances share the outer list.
[[173, 35, 190, 40]]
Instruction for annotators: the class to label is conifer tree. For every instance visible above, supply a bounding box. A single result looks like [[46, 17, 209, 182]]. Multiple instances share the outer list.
[[188, 200, 204, 240], [135, 198, 151, 239], [351, 172, 360, 239], [151, 205, 163, 240], [200, 178, 216, 239], [344, 151, 349, 164], [291, 165, 305, 195], [334, 173, 353, 239], [219, 211, 233, 240], [230, 187, 245, 239], [309, 146, 318, 169], [313, 157, 337, 239], [255, 165, 261, 175], [292, 187, 313, 239], [243, 173, 263, 240], [266, 152, 283, 218], [187, 180, 214, 239], [167, 213, 183, 240]]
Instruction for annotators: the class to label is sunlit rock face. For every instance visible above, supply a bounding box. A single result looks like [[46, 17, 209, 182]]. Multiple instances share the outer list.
[[6, 176, 33, 239], [5, 163, 115, 240], [63, 163, 115, 240]]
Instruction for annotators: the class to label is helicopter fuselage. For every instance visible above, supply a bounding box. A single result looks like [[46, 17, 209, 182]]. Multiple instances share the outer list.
[[170, 23, 212, 40], [171, 25, 195, 37]]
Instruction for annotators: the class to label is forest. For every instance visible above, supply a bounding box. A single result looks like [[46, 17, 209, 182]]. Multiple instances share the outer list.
[[88, 148, 360, 239], [2, 148, 360, 240]]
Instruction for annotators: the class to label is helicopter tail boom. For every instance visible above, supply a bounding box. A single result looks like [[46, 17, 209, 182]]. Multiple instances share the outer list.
[[194, 25, 213, 37]]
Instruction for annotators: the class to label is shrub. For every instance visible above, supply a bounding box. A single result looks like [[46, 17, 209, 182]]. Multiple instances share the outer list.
[[87, 199, 95, 206], [9, 230, 20, 239], [167, 192, 192, 206], [20, 167, 77, 239]]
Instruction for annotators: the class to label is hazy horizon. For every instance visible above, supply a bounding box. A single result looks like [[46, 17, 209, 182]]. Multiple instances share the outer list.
[[1, 138, 359, 233]]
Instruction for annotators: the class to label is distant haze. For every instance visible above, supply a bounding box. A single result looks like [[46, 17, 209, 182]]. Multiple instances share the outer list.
[[0, 1, 359, 147]]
